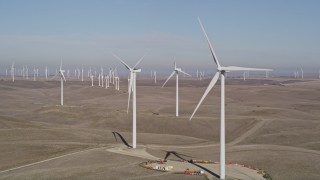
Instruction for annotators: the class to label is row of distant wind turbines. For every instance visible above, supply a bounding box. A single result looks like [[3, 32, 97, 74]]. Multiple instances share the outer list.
[[6, 62, 318, 85], [6, 64, 121, 82], [56, 62, 121, 106]]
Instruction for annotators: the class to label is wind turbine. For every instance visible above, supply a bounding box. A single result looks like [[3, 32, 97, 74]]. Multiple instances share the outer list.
[[90, 75, 94, 86], [45, 66, 48, 80], [33, 68, 36, 81], [81, 67, 84, 82], [98, 74, 101, 86], [189, 18, 272, 180], [58, 61, 66, 106], [11, 62, 15, 82], [162, 58, 191, 117], [105, 75, 109, 89], [115, 77, 120, 90], [25, 66, 27, 79], [112, 52, 146, 149], [101, 73, 104, 87]]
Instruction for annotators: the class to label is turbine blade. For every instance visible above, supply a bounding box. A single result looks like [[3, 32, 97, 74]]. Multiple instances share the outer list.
[[61, 72, 66, 82], [127, 73, 133, 114], [133, 53, 146, 69], [198, 17, 221, 68], [190, 72, 220, 120], [162, 71, 175, 88], [222, 66, 273, 72], [111, 52, 132, 70], [178, 69, 191, 76]]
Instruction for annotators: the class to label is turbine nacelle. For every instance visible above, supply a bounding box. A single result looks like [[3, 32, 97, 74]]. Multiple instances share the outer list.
[[132, 69, 141, 73]]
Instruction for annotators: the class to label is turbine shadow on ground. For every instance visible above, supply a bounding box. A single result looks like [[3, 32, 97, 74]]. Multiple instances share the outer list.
[[163, 150, 220, 179], [112, 132, 132, 148]]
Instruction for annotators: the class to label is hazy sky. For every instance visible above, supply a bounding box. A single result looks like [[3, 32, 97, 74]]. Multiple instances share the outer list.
[[0, 0, 319, 74]]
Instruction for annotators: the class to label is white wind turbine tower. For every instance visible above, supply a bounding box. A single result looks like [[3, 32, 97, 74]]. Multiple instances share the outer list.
[[98, 74, 101, 86], [154, 71, 157, 84], [33, 68, 36, 81], [45, 66, 48, 80], [189, 18, 272, 180], [11, 62, 15, 82], [58, 62, 67, 106], [26, 66, 29, 80], [81, 67, 84, 82], [112, 52, 146, 149], [115, 77, 120, 90], [22, 66, 25, 78], [301, 68, 303, 79], [90, 75, 94, 86], [162, 58, 191, 117], [105, 75, 109, 89], [101, 73, 104, 87]]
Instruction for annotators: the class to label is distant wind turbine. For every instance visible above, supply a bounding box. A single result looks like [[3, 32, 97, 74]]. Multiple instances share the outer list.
[[52, 61, 67, 105], [33, 68, 36, 81], [45, 66, 48, 80], [59, 62, 67, 106], [81, 67, 84, 82], [90, 75, 94, 86], [26, 66, 29, 80], [162, 58, 191, 117], [11, 62, 15, 82], [98, 74, 101, 86]]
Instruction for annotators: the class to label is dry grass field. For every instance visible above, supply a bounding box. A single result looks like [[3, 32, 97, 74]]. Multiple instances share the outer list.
[[0, 76, 319, 179]]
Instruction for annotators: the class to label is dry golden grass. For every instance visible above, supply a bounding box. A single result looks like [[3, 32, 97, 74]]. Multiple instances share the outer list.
[[0, 77, 319, 179]]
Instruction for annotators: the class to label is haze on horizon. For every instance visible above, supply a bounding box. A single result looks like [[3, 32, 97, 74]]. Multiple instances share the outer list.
[[0, 0, 319, 74]]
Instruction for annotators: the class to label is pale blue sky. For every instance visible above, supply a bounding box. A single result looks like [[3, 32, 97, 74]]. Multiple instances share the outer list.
[[0, 0, 319, 75]]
